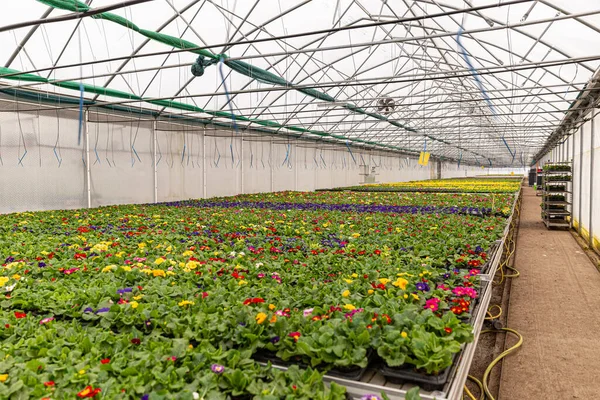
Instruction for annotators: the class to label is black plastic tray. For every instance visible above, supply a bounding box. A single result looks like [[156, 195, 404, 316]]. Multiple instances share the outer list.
[[378, 352, 460, 392], [253, 350, 371, 381]]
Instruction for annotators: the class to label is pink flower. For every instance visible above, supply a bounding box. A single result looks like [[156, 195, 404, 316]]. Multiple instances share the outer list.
[[63, 268, 80, 275], [452, 287, 478, 298], [437, 284, 450, 291], [257, 273, 265, 279], [303, 308, 314, 317], [40, 317, 55, 325], [425, 298, 440, 312]]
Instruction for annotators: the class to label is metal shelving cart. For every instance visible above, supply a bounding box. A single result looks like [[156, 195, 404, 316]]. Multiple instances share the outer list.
[[541, 161, 572, 229]]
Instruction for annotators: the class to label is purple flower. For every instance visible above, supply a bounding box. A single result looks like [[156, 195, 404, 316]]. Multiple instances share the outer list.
[[4, 256, 14, 263], [270, 336, 280, 344], [95, 307, 110, 314], [361, 395, 382, 400], [141, 395, 149, 400], [211, 364, 225, 374], [83, 307, 94, 313], [38, 262, 46, 268], [415, 282, 430, 292], [442, 273, 450, 279], [145, 319, 152, 327], [117, 287, 133, 294]]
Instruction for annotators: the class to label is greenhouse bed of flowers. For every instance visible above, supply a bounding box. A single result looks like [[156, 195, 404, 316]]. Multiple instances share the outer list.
[[320, 178, 522, 194], [0, 182, 520, 399]]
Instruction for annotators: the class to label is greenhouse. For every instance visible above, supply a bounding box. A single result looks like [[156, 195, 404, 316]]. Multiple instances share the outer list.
[[0, 0, 599, 399]]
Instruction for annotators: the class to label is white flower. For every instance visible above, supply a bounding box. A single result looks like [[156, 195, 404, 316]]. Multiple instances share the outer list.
[[255, 262, 264, 269], [229, 251, 236, 257], [4, 283, 16, 292], [192, 392, 200, 400], [238, 252, 245, 256]]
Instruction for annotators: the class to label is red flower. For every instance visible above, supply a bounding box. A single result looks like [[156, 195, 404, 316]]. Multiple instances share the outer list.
[[381, 314, 392, 324], [243, 297, 265, 305], [14, 312, 26, 319], [100, 358, 110, 364], [4, 324, 9, 328], [202, 292, 209, 298], [74, 253, 87, 260], [374, 249, 382, 255], [77, 386, 101, 398], [288, 331, 301, 342], [44, 381, 55, 387], [131, 338, 141, 345], [444, 327, 453, 334]]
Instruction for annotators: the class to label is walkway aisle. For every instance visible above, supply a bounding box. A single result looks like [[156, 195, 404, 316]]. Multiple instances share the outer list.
[[499, 186, 600, 399]]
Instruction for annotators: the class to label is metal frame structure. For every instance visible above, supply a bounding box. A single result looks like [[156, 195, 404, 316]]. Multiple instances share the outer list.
[[2, 1, 600, 167]]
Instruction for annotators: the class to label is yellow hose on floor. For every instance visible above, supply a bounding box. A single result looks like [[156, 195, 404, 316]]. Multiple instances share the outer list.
[[464, 375, 485, 400], [485, 304, 502, 320], [463, 195, 523, 399], [480, 328, 524, 400]]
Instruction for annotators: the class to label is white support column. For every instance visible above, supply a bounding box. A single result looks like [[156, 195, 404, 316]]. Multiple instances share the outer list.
[[202, 127, 207, 199], [579, 125, 584, 235], [270, 139, 274, 192], [84, 109, 91, 209], [240, 135, 244, 194], [152, 119, 158, 204], [589, 112, 595, 248], [294, 139, 299, 191]]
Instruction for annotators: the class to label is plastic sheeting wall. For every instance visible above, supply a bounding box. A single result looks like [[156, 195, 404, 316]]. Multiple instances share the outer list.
[[543, 110, 599, 252], [0, 105, 438, 214]]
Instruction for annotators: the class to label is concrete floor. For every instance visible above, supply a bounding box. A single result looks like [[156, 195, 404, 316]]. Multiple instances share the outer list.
[[499, 186, 600, 400]]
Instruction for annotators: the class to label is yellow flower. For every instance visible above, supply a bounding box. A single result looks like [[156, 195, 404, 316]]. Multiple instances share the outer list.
[[0, 374, 7, 382], [255, 312, 267, 324], [403, 294, 409, 299], [378, 278, 390, 285], [238, 280, 248, 286], [154, 258, 165, 265], [344, 279, 353, 284], [0, 277, 9, 287], [185, 261, 200, 270], [188, 344, 194, 350], [166, 271, 176, 276], [166, 246, 173, 252], [130, 301, 139, 309], [138, 242, 147, 249], [392, 278, 408, 290], [79, 369, 86, 375], [133, 295, 143, 300], [178, 300, 194, 307], [270, 315, 277, 323], [401, 331, 408, 338], [11, 274, 20, 281], [152, 270, 166, 277], [343, 304, 356, 311], [342, 290, 350, 298], [411, 293, 419, 300], [268, 304, 276, 310], [351, 233, 360, 238], [368, 289, 374, 295], [351, 273, 358, 278], [120, 266, 131, 272]]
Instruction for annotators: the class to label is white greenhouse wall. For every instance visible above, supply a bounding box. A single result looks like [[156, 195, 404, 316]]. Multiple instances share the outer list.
[[541, 110, 599, 252], [0, 105, 445, 214]]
